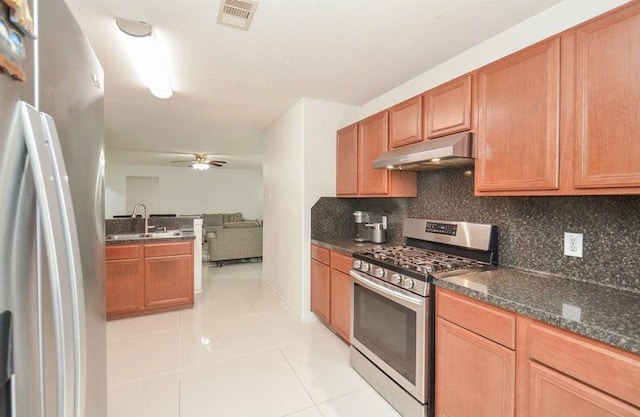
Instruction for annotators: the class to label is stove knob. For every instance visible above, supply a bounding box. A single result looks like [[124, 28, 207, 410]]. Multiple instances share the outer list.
[[390, 273, 402, 285], [402, 278, 415, 289], [374, 268, 385, 278], [361, 262, 370, 272], [353, 260, 362, 269]]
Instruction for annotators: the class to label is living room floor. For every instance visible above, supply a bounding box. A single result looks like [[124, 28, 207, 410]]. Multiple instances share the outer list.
[[106, 263, 402, 417]]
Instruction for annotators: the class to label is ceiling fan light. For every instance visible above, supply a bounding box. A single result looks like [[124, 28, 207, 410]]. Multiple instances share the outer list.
[[192, 162, 210, 170]]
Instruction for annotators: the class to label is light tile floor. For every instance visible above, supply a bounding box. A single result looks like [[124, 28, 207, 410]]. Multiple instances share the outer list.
[[107, 262, 402, 417]]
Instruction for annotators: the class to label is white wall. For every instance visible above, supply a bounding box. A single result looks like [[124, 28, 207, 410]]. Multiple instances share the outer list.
[[262, 99, 357, 319], [261, 0, 632, 318], [262, 100, 305, 318], [105, 164, 263, 219]]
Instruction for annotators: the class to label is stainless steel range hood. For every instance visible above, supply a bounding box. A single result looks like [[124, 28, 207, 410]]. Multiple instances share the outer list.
[[373, 131, 474, 171]]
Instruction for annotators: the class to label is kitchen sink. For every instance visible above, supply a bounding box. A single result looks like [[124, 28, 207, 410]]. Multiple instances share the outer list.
[[106, 231, 184, 241]]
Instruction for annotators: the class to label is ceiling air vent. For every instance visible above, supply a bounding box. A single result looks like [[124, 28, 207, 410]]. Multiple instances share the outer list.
[[217, 0, 259, 31]]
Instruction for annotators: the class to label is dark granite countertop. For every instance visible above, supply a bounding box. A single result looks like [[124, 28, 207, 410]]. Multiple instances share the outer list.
[[311, 238, 401, 256], [106, 235, 195, 246], [435, 268, 640, 355], [311, 237, 640, 355]]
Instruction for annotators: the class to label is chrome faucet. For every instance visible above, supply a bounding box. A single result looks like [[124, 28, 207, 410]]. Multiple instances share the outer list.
[[130, 203, 153, 234]]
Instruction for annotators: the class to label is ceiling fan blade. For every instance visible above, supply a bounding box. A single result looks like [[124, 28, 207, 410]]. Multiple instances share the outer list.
[[208, 160, 227, 164], [207, 161, 224, 167], [170, 159, 195, 163]]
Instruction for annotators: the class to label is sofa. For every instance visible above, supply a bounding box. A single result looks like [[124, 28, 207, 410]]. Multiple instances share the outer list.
[[202, 213, 263, 264]]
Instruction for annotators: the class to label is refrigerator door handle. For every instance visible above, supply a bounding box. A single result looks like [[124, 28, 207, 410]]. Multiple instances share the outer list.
[[20, 102, 75, 417], [40, 113, 86, 417]]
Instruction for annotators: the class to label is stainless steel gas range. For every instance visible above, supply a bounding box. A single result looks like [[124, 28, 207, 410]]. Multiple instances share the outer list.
[[349, 218, 498, 417]]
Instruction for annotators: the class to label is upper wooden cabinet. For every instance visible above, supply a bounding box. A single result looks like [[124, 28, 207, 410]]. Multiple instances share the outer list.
[[475, 2, 640, 196], [336, 112, 417, 198], [336, 124, 358, 195], [389, 95, 423, 148], [573, 2, 640, 190], [424, 73, 474, 139], [359, 111, 390, 195], [475, 37, 561, 193]]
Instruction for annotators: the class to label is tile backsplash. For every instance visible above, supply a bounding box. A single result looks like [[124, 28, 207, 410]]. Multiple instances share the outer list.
[[311, 169, 640, 293]]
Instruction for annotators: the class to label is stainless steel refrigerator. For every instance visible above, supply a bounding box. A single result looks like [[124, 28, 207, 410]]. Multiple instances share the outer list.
[[0, 0, 107, 416]]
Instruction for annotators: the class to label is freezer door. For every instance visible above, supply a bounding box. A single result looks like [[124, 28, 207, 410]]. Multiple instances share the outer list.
[[21, 103, 78, 417]]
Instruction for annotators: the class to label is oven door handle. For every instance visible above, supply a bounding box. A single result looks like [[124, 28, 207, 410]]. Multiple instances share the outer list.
[[350, 270, 424, 306]]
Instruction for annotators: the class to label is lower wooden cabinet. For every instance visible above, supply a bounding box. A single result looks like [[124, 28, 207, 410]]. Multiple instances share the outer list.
[[105, 245, 143, 315], [527, 361, 640, 417], [106, 240, 194, 320], [310, 244, 352, 342], [310, 258, 331, 324], [436, 288, 516, 417], [435, 287, 640, 417]]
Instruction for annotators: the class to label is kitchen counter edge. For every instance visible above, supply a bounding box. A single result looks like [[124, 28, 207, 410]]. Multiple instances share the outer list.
[[106, 235, 196, 245], [434, 268, 640, 355]]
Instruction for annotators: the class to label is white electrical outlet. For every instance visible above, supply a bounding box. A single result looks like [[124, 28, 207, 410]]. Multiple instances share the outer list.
[[564, 232, 583, 257]]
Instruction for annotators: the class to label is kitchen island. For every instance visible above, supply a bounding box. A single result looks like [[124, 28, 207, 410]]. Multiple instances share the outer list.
[[106, 234, 195, 320]]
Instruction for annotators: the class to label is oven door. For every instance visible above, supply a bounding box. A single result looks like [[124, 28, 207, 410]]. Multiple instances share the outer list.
[[350, 270, 428, 403]]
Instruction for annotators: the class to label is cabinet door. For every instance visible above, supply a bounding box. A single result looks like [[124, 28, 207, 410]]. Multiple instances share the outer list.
[[330, 269, 351, 342], [105, 259, 144, 316], [311, 259, 331, 324], [573, 3, 640, 189], [476, 38, 560, 193], [425, 74, 473, 139], [358, 111, 389, 195], [106, 245, 143, 318], [389, 96, 422, 148], [336, 124, 358, 196], [436, 318, 515, 417], [144, 255, 193, 308], [528, 361, 640, 417]]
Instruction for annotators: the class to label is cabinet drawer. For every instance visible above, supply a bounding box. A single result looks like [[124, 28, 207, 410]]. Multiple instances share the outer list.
[[525, 319, 640, 408], [330, 251, 352, 274], [106, 244, 140, 261], [145, 241, 192, 258], [436, 288, 516, 349], [311, 244, 330, 265]]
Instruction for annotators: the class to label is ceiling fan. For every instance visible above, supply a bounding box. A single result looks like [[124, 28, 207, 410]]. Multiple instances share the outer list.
[[170, 153, 227, 170]]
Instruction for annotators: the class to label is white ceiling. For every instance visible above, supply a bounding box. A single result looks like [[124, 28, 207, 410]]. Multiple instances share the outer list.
[[65, 0, 565, 171]]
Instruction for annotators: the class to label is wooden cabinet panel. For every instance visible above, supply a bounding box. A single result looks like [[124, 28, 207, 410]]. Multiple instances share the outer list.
[[311, 244, 330, 265], [330, 269, 351, 342], [389, 96, 422, 148], [476, 37, 560, 192], [330, 251, 352, 274], [311, 258, 331, 324], [105, 258, 143, 315], [336, 124, 358, 196], [437, 288, 516, 349], [525, 319, 640, 408], [436, 317, 516, 417], [145, 241, 192, 257], [425, 74, 473, 139], [144, 255, 193, 308], [358, 111, 390, 195], [573, 2, 640, 189], [528, 361, 640, 417], [106, 244, 140, 260]]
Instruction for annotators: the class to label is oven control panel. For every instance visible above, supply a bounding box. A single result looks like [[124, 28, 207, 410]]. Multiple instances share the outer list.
[[425, 221, 457, 236], [351, 259, 427, 296]]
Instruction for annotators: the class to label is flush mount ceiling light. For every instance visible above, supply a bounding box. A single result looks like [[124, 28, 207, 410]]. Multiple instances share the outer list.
[[116, 18, 173, 99]]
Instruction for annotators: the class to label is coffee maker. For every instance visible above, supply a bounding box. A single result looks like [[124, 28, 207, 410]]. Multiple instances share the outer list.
[[353, 211, 388, 243]]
